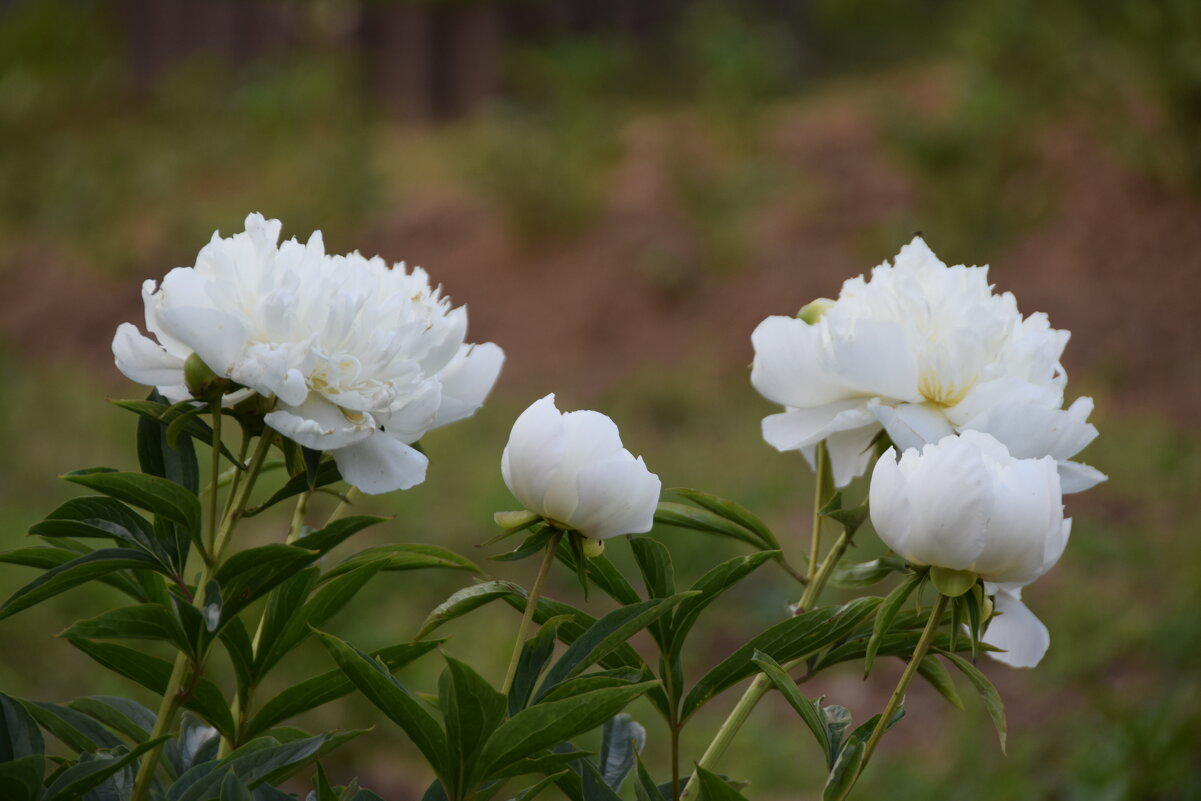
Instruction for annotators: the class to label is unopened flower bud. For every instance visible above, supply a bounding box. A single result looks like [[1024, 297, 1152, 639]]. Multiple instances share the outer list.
[[581, 537, 606, 558], [184, 353, 230, 401], [797, 298, 835, 325]]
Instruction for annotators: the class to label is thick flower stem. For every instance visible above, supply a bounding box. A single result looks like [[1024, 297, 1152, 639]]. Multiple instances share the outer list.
[[798, 529, 851, 611], [805, 441, 831, 587], [207, 406, 223, 555], [130, 434, 274, 799], [860, 593, 949, 769], [501, 529, 563, 695]]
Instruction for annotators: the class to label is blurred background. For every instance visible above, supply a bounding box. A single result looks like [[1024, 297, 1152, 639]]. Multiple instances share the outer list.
[[1, 0, 1199, 798]]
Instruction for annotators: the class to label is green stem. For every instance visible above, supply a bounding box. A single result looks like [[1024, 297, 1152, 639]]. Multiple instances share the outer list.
[[130, 433, 274, 797], [806, 440, 831, 587], [798, 529, 851, 611], [860, 593, 949, 769], [326, 486, 361, 524], [207, 406, 223, 555], [287, 490, 312, 544], [500, 529, 563, 695]]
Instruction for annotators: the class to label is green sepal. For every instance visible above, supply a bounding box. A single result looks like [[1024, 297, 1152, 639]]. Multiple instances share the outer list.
[[929, 566, 978, 598]]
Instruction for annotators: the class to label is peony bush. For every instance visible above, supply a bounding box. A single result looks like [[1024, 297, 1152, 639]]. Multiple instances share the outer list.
[[0, 221, 1103, 801]]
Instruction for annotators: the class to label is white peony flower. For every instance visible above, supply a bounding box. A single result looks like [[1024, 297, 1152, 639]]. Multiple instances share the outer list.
[[501, 394, 662, 540], [869, 430, 1070, 667], [750, 236, 1105, 491], [112, 213, 504, 495]]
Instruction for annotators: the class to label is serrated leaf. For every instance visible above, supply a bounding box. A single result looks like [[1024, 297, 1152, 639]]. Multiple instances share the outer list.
[[64, 471, 200, 539], [316, 631, 449, 780], [415, 580, 526, 642], [0, 548, 166, 621], [681, 597, 880, 722], [536, 593, 693, 698], [864, 571, 923, 677], [937, 649, 1007, 753], [752, 651, 831, 765], [652, 503, 761, 549], [67, 638, 235, 740], [322, 544, 480, 583], [478, 681, 658, 779]]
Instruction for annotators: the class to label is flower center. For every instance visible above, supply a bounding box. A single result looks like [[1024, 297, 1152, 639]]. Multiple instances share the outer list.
[[918, 371, 973, 408]]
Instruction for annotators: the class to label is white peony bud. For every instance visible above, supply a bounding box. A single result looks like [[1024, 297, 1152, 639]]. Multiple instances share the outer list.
[[501, 394, 662, 540], [869, 430, 1070, 667]]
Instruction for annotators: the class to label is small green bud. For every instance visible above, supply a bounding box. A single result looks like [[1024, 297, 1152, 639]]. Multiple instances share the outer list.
[[494, 510, 540, 530], [580, 537, 605, 558], [981, 593, 995, 623], [184, 353, 231, 401], [797, 298, 835, 324], [930, 566, 978, 598]]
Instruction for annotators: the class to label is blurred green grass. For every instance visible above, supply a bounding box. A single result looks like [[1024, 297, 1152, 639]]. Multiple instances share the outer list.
[[2, 0, 1200, 797]]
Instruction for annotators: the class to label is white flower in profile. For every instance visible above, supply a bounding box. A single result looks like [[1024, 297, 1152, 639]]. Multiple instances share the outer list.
[[869, 430, 1070, 667], [750, 236, 1105, 492], [112, 213, 504, 494], [501, 394, 662, 540]]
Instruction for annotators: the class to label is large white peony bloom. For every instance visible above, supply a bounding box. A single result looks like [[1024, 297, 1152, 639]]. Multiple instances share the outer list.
[[501, 394, 662, 540], [869, 430, 1069, 667], [750, 236, 1105, 492], [113, 213, 504, 495]]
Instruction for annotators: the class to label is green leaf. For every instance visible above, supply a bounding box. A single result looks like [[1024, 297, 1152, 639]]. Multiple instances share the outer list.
[[1, 693, 45, 760], [42, 738, 167, 801], [478, 681, 658, 779], [220, 619, 255, 698], [508, 615, 573, 715], [25, 697, 124, 754], [680, 597, 881, 722], [254, 564, 385, 681], [245, 460, 342, 517], [580, 757, 625, 801], [322, 544, 481, 583], [290, 516, 388, 555], [439, 656, 507, 794], [416, 580, 527, 642], [136, 389, 201, 495], [864, 571, 924, 677], [514, 771, 571, 801], [0, 754, 43, 801], [492, 528, 554, 563], [171, 733, 348, 800], [250, 569, 321, 680], [211, 544, 321, 627], [694, 766, 750, 801], [63, 603, 195, 657], [823, 705, 853, 760], [668, 550, 777, 659], [936, 649, 1007, 753], [599, 713, 645, 791], [245, 641, 441, 740], [219, 771, 254, 801], [67, 638, 236, 740], [64, 471, 201, 539], [633, 752, 665, 801], [68, 696, 156, 745], [32, 496, 181, 574], [536, 670, 646, 704], [752, 651, 831, 765], [536, 593, 693, 698], [821, 736, 864, 801], [0, 548, 166, 621], [316, 631, 450, 780], [828, 556, 908, 589], [113, 396, 242, 467], [627, 537, 673, 620], [917, 655, 965, 711], [669, 489, 780, 550], [652, 503, 761, 549], [818, 493, 870, 537], [555, 541, 641, 606]]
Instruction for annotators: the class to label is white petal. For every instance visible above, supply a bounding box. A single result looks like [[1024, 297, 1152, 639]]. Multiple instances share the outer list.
[[902, 435, 991, 570], [378, 382, 442, 444], [159, 306, 249, 378], [761, 399, 874, 452], [430, 342, 504, 429], [540, 408, 625, 522], [984, 589, 1050, 668], [334, 433, 428, 494], [826, 318, 921, 402], [502, 395, 567, 516], [972, 454, 1062, 583], [868, 448, 913, 558], [265, 394, 375, 451], [824, 422, 883, 488], [568, 456, 662, 539], [963, 401, 1097, 461], [750, 316, 850, 407], [112, 323, 186, 387], [1057, 460, 1107, 493], [868, 400, 954, 452]]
